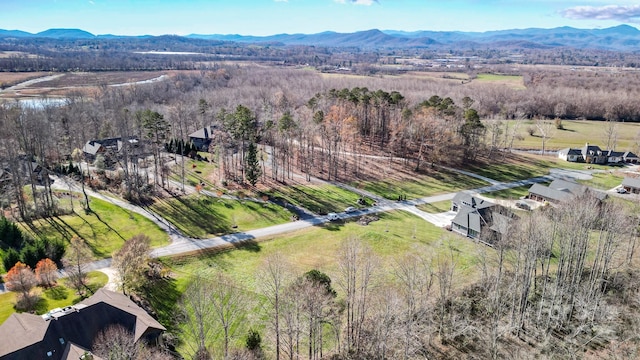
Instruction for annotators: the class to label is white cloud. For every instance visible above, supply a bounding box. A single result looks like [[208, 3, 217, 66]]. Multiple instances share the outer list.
[[334, 0, 378, 5], [560, 4, 640, 23]]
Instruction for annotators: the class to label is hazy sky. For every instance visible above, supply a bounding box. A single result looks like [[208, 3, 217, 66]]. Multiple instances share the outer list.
[[3, 0, 640, 36]]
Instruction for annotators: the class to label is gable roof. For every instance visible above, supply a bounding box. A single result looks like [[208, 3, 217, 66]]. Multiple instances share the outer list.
[[452, 191, 494, 211], [624, 151, 639, 159], [558, 148, 582, 156], [188, 125, 217, 140], [452, 206, 484, 233], [622, 177, 640, 189], [0, 289, 165, 360], [528, 183, 573, 202]]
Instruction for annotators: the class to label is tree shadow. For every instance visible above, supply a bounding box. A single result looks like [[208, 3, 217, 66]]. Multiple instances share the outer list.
[[232, 239, 261, 252], [141, 277, 182, 335]]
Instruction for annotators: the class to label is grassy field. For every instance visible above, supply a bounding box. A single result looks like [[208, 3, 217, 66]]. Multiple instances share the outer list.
[[150, 195, 294, 238], [266, 184, 364, 214], [0, 271, 108, 325], [416, 200, 452, 213], [20, 197, 169, 258], [496, 119, 640, 152], [155, 210, 482, 357], [473, 73, 526, 90], [354, 168, 488, 200]]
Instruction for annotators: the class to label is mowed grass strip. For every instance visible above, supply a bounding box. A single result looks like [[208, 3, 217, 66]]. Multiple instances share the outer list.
[[473, 73, 526, 89], [150, 195, 293, 238], [20, 197, 169, 258], [267, 184, 364, 214], [355, 168, 488, 200], [416, 200, 451, 214], [0, 271, 108, 325], [578, 171, 624, 190]]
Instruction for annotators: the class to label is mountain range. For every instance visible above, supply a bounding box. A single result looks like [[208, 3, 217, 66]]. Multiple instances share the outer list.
[[1, 25, 640, 51]]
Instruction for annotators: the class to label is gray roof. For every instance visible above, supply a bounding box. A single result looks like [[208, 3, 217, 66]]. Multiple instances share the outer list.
[[624, 151, 639, 159], [188, 125, 217, 140], [528, 183, 573, 202], [549, 178, 584, 195], [452, 207, 483, 233], [622, 177, 640, 189], [452, 191, 495, 210], [0, 289, 165, 360], [606, 150, 624, 157]]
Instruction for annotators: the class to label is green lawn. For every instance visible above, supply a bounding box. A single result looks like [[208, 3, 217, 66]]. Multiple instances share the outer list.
[[266, 184, 365, 214], [155, 210, 483, 358], [150, 195, 294, 238], [482, 184, 545, 200], [0, 271, 108, 325], [578, 172, 624, 190], [416, 200, 451, 214], [19, 197, 169, 258], [473, 73, 525, 90], [354, 168, 488, 200]]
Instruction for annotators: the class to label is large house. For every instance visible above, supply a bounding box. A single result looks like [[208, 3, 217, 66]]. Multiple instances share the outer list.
[[558, 143, 638, 164], [527, 178, 606, 204], [450, 192, 512, 242], [0, 289, 165, 360], [188, 125, 218, 151], [82, 137, 141, 162], [622, 177, 640, 194]]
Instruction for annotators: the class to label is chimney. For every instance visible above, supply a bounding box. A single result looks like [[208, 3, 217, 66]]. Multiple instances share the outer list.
[[585, 142, 589, 147]]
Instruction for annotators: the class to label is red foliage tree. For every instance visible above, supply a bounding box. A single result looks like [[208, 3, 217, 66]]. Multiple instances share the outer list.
[[4, 262, 38, 310], [35, 258, 58, 288]]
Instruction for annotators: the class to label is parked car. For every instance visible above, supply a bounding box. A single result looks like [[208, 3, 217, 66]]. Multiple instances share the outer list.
[[327, 213, 340, 221], [344, 206, 357, 213], [617, 187, 628, 194], [515, 201, 531, 210]]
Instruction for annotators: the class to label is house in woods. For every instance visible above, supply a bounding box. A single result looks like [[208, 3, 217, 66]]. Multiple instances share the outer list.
[[81, 137, 141, 162], [624, 151, 640, 164], [527, 178, 607, 204], [0, 289, 165, 360], [622, 177, 640, 194], [558, 143, 638, 164], [188, 125, 218, 151], [450, 192, 512, 242]]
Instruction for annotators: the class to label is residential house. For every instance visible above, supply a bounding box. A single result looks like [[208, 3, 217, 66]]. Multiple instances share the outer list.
[[557, 148, 583, 162], [624, 151, 639, 164], [0, 289, 165, 360], [527, 178, 606, 204], [189, 125, 218, 151], [450, 192, 511, 241], [582, 143, 608, 164], [82, 137, 141, 162], [606, 150, 625, 164], [558, 142, 636, 164], [622, 177, 640, 194]]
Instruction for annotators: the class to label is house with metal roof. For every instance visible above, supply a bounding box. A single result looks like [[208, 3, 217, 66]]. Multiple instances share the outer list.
[[0, 289, 165, 360], [527, 178, 606, 204], [622, 177, 640, 194]]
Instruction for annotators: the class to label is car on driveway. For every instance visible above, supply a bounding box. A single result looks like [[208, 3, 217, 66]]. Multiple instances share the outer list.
[[327, 213, 340, 221], [617, 187, 628, 194], [344, 206, 357, 213]]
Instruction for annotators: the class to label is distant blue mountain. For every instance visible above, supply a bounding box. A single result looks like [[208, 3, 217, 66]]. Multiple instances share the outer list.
[[1, 25, 640, 51]]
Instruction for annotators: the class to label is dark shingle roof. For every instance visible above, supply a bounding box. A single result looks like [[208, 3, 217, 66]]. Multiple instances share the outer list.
[[188, 125, 218, 140], [0, 289, 165, 360]]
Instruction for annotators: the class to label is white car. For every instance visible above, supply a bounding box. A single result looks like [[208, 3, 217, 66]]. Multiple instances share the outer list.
[[344, 206, 357, 213], [327, 213, 340, 221]]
